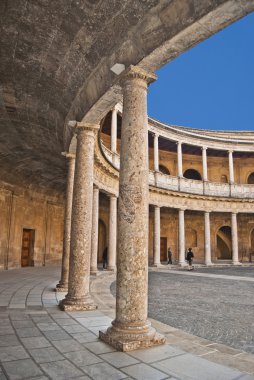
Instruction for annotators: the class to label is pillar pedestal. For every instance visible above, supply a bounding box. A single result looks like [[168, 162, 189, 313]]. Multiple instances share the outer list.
[[99, 65, 165, 351], [59, 123, 99, 311]]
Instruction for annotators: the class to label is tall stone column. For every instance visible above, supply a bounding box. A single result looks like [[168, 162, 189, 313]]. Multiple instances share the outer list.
[[177, 142, 183, 178], [153, 205, 161, 266], [90, 186, 99, 275], [56, 153, 75, 292], [228, 150, 234, 184], [204, 211, 212, 265], [60, 123, 99, 311], [178, 209, 186, 266], [111, 106, 118, 153], [231, 212, 240, 264], [153, 133, 159, 172], [108, 194, 117, 271], [100, 65, 165, 351], [202, 147, 208, 182]]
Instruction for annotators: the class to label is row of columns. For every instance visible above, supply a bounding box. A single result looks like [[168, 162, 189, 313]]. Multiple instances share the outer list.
[[153, 207, 239, 266], [57, 65, 165, 351], [153, 136, 235, 183]]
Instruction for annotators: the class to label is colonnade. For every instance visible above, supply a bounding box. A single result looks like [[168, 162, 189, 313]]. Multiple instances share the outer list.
[[152, 207, 240, 266], [153, 135, 235, 183]]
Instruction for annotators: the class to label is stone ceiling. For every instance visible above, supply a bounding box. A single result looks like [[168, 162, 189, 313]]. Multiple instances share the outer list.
[[0, 0, 253, 193]]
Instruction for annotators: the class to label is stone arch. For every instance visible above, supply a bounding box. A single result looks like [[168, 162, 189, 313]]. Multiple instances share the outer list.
[[221, 174, 228, 183], [186, 228, 197, 248], [98, 219, 107, 264], [159, 165, 170, 175], [249, 228, 254, 261], [216, 226, 232, 260], [247, 172, 254, 184], [183, 169, 202, 181]]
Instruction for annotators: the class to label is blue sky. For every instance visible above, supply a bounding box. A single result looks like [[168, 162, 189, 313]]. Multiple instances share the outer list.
[[148, 12, 254, 131]]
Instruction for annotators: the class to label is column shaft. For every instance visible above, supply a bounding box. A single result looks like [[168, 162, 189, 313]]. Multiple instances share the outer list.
[[108, 195, 117, 271], [231, 213, 239, 264], [177, 142, 183, 177], [90, 186, 99, 274], [228, 151, 234, 184], [60, 123, 99, 311], [202, 147, 208, 181], [56, 153, 75, 292], [153, 206, 161, 266], [204, 212, 212, 265], [99, 65, 165, 351], [153, 134, 159, 172], [178, 209, 185, 265]]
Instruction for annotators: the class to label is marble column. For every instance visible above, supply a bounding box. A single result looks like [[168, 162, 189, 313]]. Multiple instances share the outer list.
[[153, 205, 161, 266], [228, 150, 234, 184], [202, 147, 208, 182], [59, 123, 99, 311], [99, 65, 165, 351], [56, 153, 75, 292], [90, 186, 99, 275], [177, 142, 183, 178], [153, 133, 159, 172], [107, 194, 117, 271], [231, 212, 240, 264], [111, 106, 118, 154], [204, 211, 212, 265], [178, 209, 186, 266]]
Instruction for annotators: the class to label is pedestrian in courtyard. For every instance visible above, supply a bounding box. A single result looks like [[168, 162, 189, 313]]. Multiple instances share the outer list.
[[167, 247, 173, 264], [102, 246, 108, 270], [186, 247, 194, 270]]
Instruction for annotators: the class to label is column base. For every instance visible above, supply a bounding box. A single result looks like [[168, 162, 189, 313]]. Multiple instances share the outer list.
[[232, 261, 241, 266], [204, 262, 213, 266], [90, 270, 98, 276], [55, 283, 68, 292], [178, 262, 187, 267], [151, 263, 162, 268], [106, 266, 116, 272], [59, 297, 97, 311], [99, 321, 165, 352]]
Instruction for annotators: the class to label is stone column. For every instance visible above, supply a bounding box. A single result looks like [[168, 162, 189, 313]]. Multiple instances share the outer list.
[[204, 211, 212, 265], [202, 147, 208, 182], [153, 133, 159, 172], [90, 186, 99, 275], [231, 212, 240, 264], [60, 123, 99, 311], [56, 153, 75, 292], [111, 106, 118, 154], [178, 209, 186, 266], [177, 142, 183, 177], [108, 194, 117, 271], [100, 65, 165, 351], [228, 150, 234, 184], [153, 205, 161, 266]]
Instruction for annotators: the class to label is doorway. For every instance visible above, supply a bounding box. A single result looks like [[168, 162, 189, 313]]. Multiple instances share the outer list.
[[160, 237, 167, 262], [216, 226, 232, 260], [21, 229, 35, 267]]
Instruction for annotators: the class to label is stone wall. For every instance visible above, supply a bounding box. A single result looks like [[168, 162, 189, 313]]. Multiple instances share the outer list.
[[0, 183, 64, 270]]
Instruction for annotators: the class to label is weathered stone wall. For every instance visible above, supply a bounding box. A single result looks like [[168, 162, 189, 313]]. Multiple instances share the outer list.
[[0, 183, 64, 270]]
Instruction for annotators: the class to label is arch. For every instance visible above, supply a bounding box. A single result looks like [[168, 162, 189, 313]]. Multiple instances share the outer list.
[[221, 174, 228, 183], [159, 165, 170, 175], [98, 219, 107, 264], [216, 226, 232, 260], [247, 172, 254, 184], [183, 169, 202, 181], [249, 228, 254, 262], [186, 228, 197, 248]]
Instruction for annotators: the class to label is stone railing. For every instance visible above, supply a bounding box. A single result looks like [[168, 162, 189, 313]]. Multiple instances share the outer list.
[[101, 143, 254, 199]]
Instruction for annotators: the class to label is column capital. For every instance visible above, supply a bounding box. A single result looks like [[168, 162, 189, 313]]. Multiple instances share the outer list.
[[231, 211, 238, 215], [228, 149, 234, 154], [202, 146, 208, 151], [76, 122, 100, 132], [178, 207, 186, 212], [122, 65, 157, 86], [151, 132, 159, 139], [176, 141, 182, 146], [93, 184, 99, 191], [154, 204, 160, 209], [61, 152, 75, 159]]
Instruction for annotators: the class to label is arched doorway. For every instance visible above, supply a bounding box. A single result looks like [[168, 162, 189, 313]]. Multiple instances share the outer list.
[[183, 169, 202, 181], [216, 226, 232, 260], [247, 172, 254, 184], [250, 229, 254, 262], [98, 220, 107, 264]]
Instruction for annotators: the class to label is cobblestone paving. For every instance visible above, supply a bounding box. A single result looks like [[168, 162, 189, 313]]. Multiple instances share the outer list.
[[111, 267, 254, 354]]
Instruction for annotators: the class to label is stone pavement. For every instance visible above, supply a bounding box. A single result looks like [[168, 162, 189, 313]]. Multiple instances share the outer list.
[[0, 266, 253, 380]]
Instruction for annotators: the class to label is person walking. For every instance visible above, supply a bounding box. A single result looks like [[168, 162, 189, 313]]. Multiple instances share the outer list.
[[167, 247, 173, 264], [186, 247, 194, 270]]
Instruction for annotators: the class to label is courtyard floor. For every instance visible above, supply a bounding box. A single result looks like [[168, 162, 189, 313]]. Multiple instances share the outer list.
[[0, 265, 253, 380]]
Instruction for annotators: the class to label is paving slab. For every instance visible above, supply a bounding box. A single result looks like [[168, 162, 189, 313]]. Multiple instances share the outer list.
[[2, 359, 43, 379], [121, 363, 169, 380], [29, 346, 64, 363], [40, 359, 84, 379], [0, 345, 30, 362], [64, 349, 103, 366], [100, 351, 140, 368], [81, 362, 127, 380]]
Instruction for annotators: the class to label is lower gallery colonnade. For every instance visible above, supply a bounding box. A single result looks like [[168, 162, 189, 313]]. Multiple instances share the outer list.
[[54, 65, 254, 351]]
